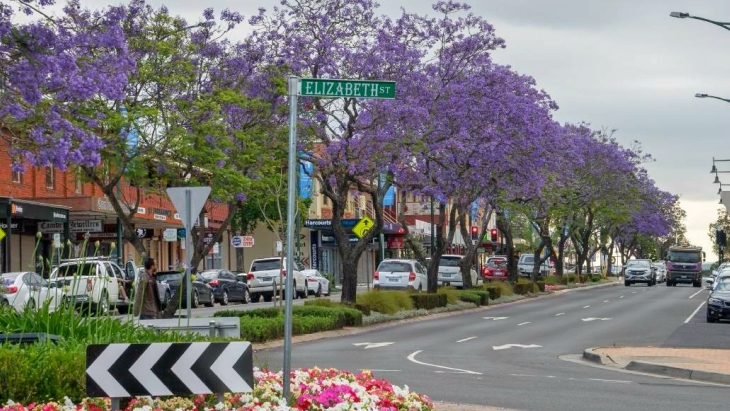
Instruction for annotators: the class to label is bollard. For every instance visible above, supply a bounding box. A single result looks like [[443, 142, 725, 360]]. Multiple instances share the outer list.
[[209, 320, 217, 337]]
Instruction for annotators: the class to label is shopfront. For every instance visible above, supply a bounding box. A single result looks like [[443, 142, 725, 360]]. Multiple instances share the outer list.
[[0, 197, 70, 274]]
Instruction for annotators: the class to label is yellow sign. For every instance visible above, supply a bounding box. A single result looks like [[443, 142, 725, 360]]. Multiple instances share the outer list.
[[0, 227, 5, 242], [352, 216, 374, 238]]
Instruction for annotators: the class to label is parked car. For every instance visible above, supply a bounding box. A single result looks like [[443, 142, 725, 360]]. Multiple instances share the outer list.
[[301, 269, 331, 297], [437, 254, 480, 288], [624, 259, 656, 286], [247, 257, 308, 302], [1, 271, 64, 312], [652, 262, 667, 283], [155, 271, 216, 308], [482, 256, 508, 281], [706, 275, 730, 322], [50, 257, 123, 315], [374, 259, 427, 291], [517, 254, 553, 277], [197, 269, 251, 305]]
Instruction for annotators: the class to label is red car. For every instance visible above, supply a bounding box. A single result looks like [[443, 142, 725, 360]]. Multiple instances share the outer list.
[[482, 257, 508, 281]]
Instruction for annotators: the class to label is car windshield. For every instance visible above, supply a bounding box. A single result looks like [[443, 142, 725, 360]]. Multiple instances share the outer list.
[[378, 261, 411, 272], [198, 271, 219, 279], [627, 261, 650, 269], [439, 257, 461, 267], [2, 274, 20, 286], [54, 263, 96, 277], [667, 250, 701, 263], [157, 272, 183, 282], [716, 279, 730, 291], [488, 260, 507, 268], [251, 260, 281, 271], [522, 255, 534, 263]]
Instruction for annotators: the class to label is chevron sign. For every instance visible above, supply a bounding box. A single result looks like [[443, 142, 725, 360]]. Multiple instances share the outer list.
[[86, 342, 253, 397]]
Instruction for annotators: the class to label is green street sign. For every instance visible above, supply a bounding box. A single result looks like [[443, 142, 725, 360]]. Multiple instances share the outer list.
[[299, 78, 396, 99]]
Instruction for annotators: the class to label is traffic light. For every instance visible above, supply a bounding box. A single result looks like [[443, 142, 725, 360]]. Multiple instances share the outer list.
[[470, 226, 479, 241], [490, 228, 498, 242], [717, 229, 727, 247]]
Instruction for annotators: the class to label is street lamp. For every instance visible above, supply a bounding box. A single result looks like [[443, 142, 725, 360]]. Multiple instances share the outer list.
[[711, 157, 730, 173], [696, 93, 730, 104], [670, 12, 730, 32], [718, 183, 730, 194]]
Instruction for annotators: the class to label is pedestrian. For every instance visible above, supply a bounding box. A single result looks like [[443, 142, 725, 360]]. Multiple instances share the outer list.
[[134, 257, 162, 319]]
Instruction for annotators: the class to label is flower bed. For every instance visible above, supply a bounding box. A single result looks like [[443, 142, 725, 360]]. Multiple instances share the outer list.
[[1, 368, 433, 411]]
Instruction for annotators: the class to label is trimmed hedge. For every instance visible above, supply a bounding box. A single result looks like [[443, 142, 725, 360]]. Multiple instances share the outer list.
[[357, 290, 413, 315], [536, 281, 546, 292], [409, 293, 448, 310], [483, 285, 502, 300], [514, 283, 536, 295], [457, 292, 481, 306]]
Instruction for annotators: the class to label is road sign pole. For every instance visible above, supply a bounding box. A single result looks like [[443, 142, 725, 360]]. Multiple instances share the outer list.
[[185, 189, 192, 320], [283, 76, 299, 398]]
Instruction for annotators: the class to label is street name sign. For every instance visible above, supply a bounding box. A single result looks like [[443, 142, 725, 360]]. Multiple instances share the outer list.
[[86, 342, 253, 397], [231, 236, 255, 248], [298, 78, 396, 99]]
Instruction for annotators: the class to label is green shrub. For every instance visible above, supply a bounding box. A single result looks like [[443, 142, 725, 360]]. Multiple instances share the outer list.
[[293, 305, 362, 327], [464, 290, 488, 306], [352, 303, 371, 316], [483, 285, 502, 300], [409, 293, 447, 310], [437, 287, 460, 304], [303, 298, 337, 307], [357, 290, 413, 315], [536, 281, 546, 292], [240, 315, 285, 342], [543, 276, 562, 285], [513, 283, 535, 295], [591, 275, 602, 282], [488, 280, 514, 297], [214, 307, 280, 318], [291, 315, 339, 335], [566, 274, 578, 283], [457, 291, 481, 306]]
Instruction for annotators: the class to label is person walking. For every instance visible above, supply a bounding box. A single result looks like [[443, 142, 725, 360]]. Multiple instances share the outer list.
[[134, 257, 162, 319]]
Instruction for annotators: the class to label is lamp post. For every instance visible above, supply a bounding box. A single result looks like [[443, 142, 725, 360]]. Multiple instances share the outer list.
[[696, 93, 730, 104], [718, 184, 730, 195], [670, 12, 730, 32]]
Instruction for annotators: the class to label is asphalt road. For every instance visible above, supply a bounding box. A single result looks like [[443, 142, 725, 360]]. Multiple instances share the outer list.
[[256, 280, 729, 411]]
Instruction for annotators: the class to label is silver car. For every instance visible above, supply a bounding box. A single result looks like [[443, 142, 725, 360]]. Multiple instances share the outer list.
[[624, 259, 656, 286], [437, 254, 480, 288], [652, 262, 667, 283]]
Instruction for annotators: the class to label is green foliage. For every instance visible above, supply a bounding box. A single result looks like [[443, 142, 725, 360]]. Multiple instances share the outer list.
[[487, 281, 514, 297], [293, 305, 362, 327], [513, 283, 536, 295], [408, 293, 448, 310], [543, 276, 562, 285], [482, 285, 502, 300], [0, 341, 86, 403], [437, 286, 460, 304], [536, 281, 546, 292], [591, 275, 602, 282], [214, 307, 280, 318], [461, 290, 488, 306], [352, 303, 371, 316], [303, 298, 337, 308], [357, 290, 413, 315], [456, 292, 482, 306]]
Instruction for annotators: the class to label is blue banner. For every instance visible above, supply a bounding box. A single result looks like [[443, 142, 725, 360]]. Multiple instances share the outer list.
[[383, 186, 395, 206], [299, 160, 314, 199], [470, 200, 479, 221]]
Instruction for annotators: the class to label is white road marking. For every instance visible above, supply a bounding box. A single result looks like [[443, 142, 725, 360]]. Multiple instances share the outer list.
[[361, 369, 401, 372], [632, 291, 637, 294], [555, 313, 565, 316], [684, 301, 706, 324], [619, 295, 624, 299], [483, 316, 508, 321], [689, 289, 705, 299], [456, 336, 477, 343], [492, 344, 542, 350], [603, 300, 609, 303], [517, 322, 530, 326], [582, 317, 612, 322], [407, 351, 482, 375], [583, 305, 590, 308], [510, 374, 631, 384], [353, 342, 394, 349]]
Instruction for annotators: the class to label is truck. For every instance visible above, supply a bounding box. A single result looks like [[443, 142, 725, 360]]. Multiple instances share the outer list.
[[665, 245, 705, 287]]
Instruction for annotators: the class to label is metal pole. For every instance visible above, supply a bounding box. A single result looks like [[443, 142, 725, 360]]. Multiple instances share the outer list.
[[283, 76, 299, 398], [185, 190, 192, 320], [116, 219, 122, 267], [430, 196, 435, 255]]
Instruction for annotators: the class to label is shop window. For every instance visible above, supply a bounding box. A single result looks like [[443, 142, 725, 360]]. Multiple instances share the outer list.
[[45, 167, 55, 189], [12, 170, 22, 184]]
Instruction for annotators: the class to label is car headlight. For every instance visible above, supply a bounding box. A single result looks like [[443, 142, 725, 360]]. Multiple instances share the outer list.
[[708, 297, 726, 306]]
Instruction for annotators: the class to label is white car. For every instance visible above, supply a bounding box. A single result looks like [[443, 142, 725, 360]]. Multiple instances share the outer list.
[[374, 259, 427, 291], [437, 254, 481, 288], [652, 262, 667, 283], [1, 271, 65, 313], [301, 269, 331, 297], [247, 257, 308, 302]]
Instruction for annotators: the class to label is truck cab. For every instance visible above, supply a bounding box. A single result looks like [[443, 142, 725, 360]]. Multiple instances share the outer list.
[[665, 246, 704, 287]]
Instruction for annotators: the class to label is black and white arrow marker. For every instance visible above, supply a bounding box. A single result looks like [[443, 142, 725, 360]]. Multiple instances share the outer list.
[[86, 342, 253, 398]]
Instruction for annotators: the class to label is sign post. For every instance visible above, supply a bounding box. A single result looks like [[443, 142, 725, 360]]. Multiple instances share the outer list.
[[282, 77, 396, 398], [166, 186, 211, 320]]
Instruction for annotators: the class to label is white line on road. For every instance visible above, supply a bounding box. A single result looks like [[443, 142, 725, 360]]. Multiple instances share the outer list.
[[603, 300, 609, 303], [407, 351, 482, 375], [456, 337, 477, 343], [583, 305, 590, 309], [632, 291, 637, 294], [619, 295, 624, 299], [689, 289, 705, 299], [361, 369, 401, 372], [517, 322, 530, 326], [684, 301, 706, 324], [555, 313, 565, 316]]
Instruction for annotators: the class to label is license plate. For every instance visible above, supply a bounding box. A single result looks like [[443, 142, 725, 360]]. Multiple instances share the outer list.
[[261, 276, 273, 281], [388, 278, 399, 282], [442, 273, 452, 277]]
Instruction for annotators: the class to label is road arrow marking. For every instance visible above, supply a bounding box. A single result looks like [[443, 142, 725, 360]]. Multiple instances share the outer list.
[[407, 351, 482, 374], [555, 313, 565, 316], [619, 295, 624, 299], [86, 344, 131, 397], [492, 344, 542, 350], [517, 322, 531, 326], [603, 300, 609, 303], [583, 305, 590, 308], [456, 337, 477, 343], [353, 342, 394, 349], [483, 316, 508, 321], [581, 317, 612, 322]]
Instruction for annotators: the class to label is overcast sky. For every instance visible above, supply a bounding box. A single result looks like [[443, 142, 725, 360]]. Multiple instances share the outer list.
[[66, 1, 730, 259]]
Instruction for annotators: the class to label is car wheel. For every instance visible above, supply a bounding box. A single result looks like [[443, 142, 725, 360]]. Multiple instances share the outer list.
[[263, 293, 273, 302], [191, 291, 200, 308], [624, 281, 630, 286], [666, 280, 671, 287], [220, 290, 229, 306], [96, 292, 110, 316], [204, 291, 215, 307], [315, 284, 322, 298], [299, 281, 308, 299], [706, 311, 717, 323], [242, 288, 251, 304]]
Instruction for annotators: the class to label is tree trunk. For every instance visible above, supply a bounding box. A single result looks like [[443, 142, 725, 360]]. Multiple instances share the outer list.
[[496, 212, 517, 283]]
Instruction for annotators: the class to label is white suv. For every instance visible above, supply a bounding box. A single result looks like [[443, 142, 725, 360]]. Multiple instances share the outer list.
[[374, 259, 427, 291], [50, 257, 122, 315], [247, 257, 307, 302], [437, 254, 480, 288]]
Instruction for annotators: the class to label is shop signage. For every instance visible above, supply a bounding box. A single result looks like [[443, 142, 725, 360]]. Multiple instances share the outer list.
[[39, 220, 103, 233], [303, 219, 360, 229], [310, 231, 319, 269], [163, 228, 178, 241], [9, 201, 67, 222], [387, 236, 404, 249]]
